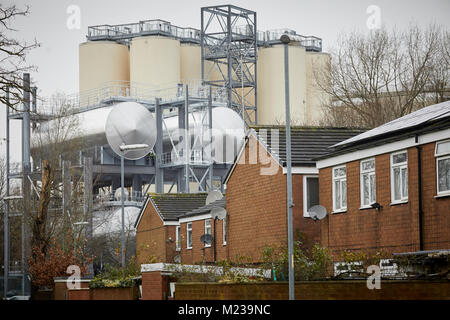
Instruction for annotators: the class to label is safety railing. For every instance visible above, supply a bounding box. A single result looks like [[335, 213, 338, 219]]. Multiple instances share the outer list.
[[93, 189, 145, 204], [7, 161, 40, 176], [157, 149, 212, 167], [87, 20, 322, 52], [34, 80, 228, 116], [88, 19, 202, 43], [261, 29, 322, 51]]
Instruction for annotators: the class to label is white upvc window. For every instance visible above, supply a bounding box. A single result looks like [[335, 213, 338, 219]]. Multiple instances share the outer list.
[[391, 150, 408, 203], [175, 226, 181, 251], [204, 219, 211, 247], [360, 158, 376, 208], [435, 140, 450, 196], [186, 223, 192, 249], [303, 175, 319, 217], [332, 165, 347, 213], [223, 216, 227, 245]]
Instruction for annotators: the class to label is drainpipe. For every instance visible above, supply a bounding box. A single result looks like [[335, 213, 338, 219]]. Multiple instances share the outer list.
[[415, 135, 424, 251], [213, 218, 217, 263]]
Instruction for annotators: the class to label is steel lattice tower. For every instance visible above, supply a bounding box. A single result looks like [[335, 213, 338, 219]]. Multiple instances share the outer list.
[[201, 5, 257, 126]]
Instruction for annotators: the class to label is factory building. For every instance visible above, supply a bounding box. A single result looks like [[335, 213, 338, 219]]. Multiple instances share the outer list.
[[2, 5, 332, 295], [80, 16, 330, 126]]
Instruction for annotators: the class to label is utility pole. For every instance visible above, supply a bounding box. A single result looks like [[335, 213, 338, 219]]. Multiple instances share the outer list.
[[281, 34, 295, 301], [3, 87, 10, 299]]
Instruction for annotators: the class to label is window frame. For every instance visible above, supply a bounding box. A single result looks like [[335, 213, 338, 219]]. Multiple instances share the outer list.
[[332, 165, 347, 213], [303, 175, 319, 217], [186, 222, 192, 249], [175, 225, 181, 251], [390, 150, 408, 204], [435, 140, 450, 196], [360, 158, 376, 209], [204, 219, 211, 247]]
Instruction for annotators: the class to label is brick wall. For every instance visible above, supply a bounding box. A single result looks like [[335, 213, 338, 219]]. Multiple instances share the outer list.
[[421, 142, 450, 250], [54, 279, 90, 300], [319, 142, 450, 258], [174, 280, 450, 300], [226, 136, 321, 263], [136, 201, 173, 265], [67, 288, 91, 300], [141, 271, 169, 300], [179, 218, 226, 264]]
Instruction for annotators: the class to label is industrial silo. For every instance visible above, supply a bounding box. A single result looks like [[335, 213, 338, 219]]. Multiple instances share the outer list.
[[257, 44, 307, 125], [130, 36, 181, 96], [305, 52, 331, 125], [79, 41, 130, 106], [180, 43, 201, 83]]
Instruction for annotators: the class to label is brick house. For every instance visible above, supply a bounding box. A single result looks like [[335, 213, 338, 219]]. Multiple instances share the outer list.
[[134, 193, 208, 265], [135, 192, 227, 265], [177, 198, 227, 264], [223, 126, 363, 263], [135, 126, 362, 266], [316, 101, 450, 258]]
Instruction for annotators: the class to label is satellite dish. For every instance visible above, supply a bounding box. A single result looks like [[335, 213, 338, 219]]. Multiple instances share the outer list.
[[105, 102, 157, 160], [211, 207, 226, 220], [308, 205, 328, 221], [173, 255, 181, 264], [200, 234, 213, 246], [114, 188, 129, 201], [206, 190, 223, 205]]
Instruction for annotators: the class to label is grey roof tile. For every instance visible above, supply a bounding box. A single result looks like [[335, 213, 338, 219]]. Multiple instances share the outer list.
[[149, 193, 209, 221], [252, 126, 365, 166], [181, 198, 226, 218]]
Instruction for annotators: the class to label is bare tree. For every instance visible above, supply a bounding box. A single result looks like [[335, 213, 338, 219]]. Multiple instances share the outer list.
[[29, 93, 85, 254], [316, 23, 449, 128], [0, 3, 39, 110]]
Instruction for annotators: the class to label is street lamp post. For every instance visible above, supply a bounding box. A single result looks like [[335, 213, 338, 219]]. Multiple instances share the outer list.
[[118, 144, 149, 268], [280, 33, 295, 301]]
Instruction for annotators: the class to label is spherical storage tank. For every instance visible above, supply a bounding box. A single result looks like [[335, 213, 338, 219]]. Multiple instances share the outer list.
[[79, 41, 130, 102], [257, 44, 307, 125], [130, 36, 181, 88]]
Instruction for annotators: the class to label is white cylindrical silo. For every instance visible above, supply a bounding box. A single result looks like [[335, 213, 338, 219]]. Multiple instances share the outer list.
[[79, 41, 130, 105], [130, 36, 181, 88], [180, 44, 201, 83], [305, 52, 331, 125], [31, 104, 245, 163], [257, 44, 307, 125]]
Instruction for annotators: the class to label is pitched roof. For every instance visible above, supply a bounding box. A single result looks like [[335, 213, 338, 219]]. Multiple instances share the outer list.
[[251, 126, 365, 166], [334, 101, 450, 149], [318, 101, 450, 159], [134, 193, 208, 228], [181, 197, 226, 218]]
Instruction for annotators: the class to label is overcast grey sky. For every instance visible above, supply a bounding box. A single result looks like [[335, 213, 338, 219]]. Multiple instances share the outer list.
[[1, 0, 449, 161]]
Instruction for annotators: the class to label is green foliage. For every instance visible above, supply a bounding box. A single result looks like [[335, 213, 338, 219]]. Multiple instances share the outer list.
[[90, 259, 141, 288], [261, 242, 333, 281], [216, 259, 265, 284]]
